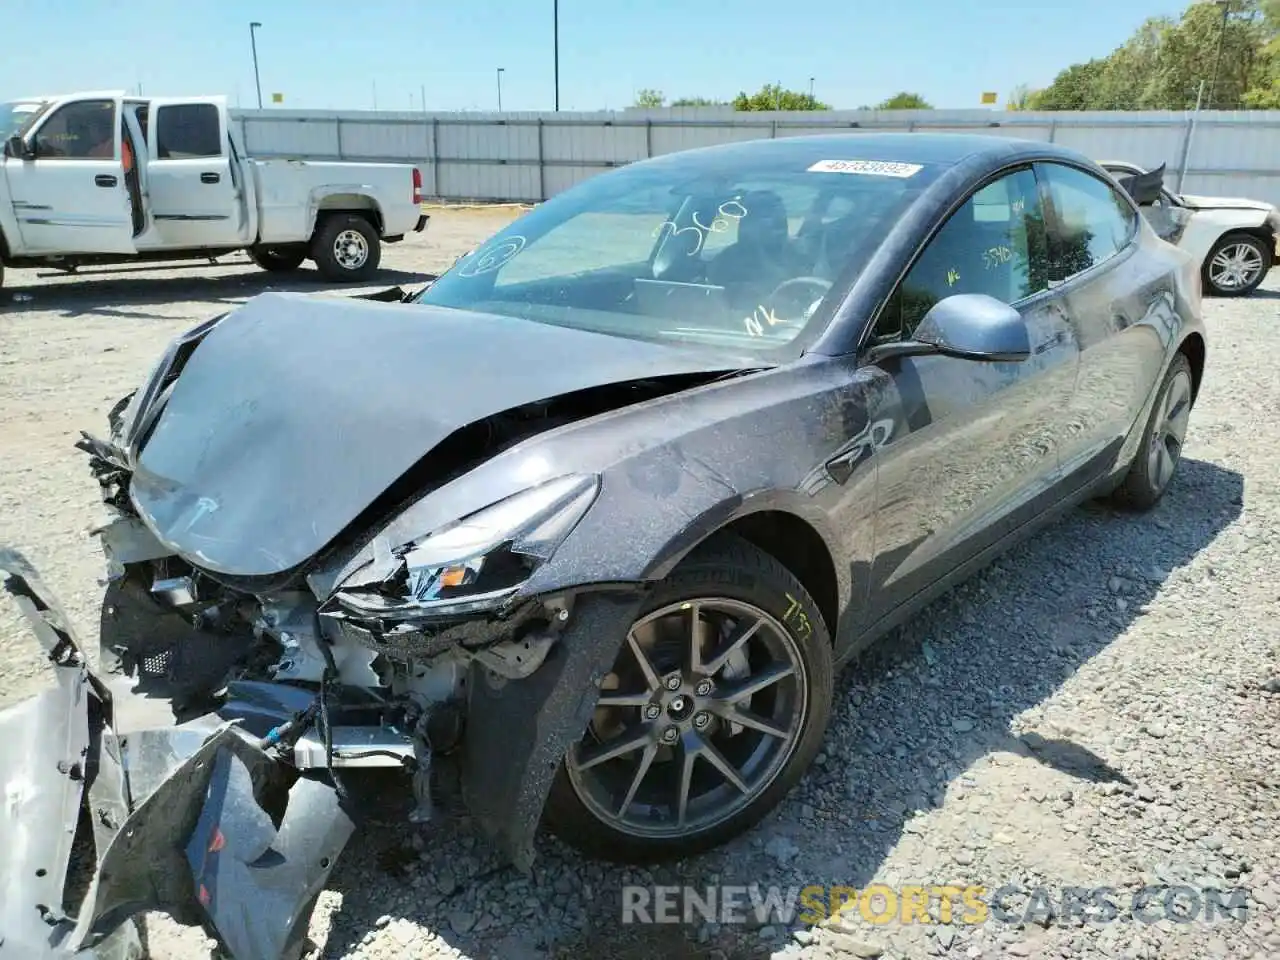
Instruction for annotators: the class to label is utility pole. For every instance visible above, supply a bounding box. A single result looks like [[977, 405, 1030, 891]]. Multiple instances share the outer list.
[[1208, 0, 1232, 109], [553, 0, 560, 111], [249, 22, 263, 109], [497, 67, 505, 111]]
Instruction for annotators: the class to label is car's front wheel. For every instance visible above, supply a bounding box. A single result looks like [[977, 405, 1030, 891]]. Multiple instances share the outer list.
[[1203, 231, 1269, 297], [543, 534, 833, 863]]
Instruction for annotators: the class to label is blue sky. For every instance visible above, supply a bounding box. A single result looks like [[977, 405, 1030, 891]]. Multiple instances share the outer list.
[[4, 0, 1192, 112]]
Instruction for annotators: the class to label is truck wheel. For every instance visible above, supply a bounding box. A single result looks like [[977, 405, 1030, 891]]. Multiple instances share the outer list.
[[249, 245, 306, 273], [311, 214, 381, 282], [1203, 231, 1269, 297]]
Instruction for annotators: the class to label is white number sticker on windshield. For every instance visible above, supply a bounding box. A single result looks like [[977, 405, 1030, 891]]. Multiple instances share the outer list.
[[807, 159, 922, 178]]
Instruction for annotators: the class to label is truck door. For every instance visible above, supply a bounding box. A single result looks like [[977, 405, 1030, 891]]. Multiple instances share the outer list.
[[143, 97, 245, 249], [5, 95, 137, 254]]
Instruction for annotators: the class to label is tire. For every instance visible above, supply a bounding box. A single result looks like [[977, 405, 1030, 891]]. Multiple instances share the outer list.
[[248, 245, 307, 273], [1112, 352, 1194, 511], [310, 214, 381, 282], [1202, 231, 1269, 297], [543, 533, 834, 864]]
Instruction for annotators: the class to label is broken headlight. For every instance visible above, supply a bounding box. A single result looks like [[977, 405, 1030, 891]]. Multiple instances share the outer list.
[[333, 474, 600, 619]]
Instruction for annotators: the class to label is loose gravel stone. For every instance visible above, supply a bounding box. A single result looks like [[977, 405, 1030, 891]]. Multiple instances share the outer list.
[[1, 216, 1277, 960]]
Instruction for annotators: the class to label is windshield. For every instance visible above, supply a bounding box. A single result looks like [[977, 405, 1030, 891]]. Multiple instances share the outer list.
[[0, 99, 50, 140], [416, 144, 938, 355]]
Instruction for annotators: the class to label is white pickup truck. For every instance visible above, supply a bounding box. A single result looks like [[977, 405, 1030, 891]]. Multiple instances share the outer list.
[[0, 91, 428, 289]]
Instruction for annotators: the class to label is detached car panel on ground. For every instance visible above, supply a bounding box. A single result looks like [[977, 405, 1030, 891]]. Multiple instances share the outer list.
[[1, 133, 1206, 957]]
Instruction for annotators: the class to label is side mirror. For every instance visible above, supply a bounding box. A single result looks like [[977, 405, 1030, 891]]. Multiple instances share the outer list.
[[4, 135, 30, 160], [912, 293, 1030, 362]]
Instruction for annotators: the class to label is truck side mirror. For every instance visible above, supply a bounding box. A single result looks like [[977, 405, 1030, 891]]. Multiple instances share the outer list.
[[5, 135, 32, 160]]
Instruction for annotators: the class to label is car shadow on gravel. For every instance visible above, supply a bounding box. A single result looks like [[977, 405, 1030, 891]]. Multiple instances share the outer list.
[[318, 456, 1243, 960], [0, 261, 432, 316]]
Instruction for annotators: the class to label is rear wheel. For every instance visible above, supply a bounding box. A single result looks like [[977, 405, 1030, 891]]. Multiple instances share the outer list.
[[543, 534, 834, 863], [1203, 232, 1269, 297], [311, 214, 381, 282], [1112, 353, 1194, 511], [248, 244, 307, 273]]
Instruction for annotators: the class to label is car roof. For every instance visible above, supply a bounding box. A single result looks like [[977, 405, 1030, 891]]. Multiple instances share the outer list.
[[646, 132, 1088, 170]]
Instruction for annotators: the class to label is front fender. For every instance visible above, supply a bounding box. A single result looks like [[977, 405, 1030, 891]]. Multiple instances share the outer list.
[[460, 591, 644, 870]]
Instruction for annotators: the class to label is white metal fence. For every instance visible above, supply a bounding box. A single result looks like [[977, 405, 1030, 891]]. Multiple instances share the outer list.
[[229, 107, 1280, 206]]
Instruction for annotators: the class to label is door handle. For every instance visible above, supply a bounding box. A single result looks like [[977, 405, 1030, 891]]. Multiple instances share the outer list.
[[200, 172, 221, 184], [94, 174, 118, 187]]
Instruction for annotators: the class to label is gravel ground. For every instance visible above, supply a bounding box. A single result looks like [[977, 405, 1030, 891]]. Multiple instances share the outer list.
[[1, 210, 1277, 960]]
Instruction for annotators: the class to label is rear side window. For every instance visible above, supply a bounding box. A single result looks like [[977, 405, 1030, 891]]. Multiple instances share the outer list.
[[155, 103, 222, 159], [1037, 162, 1137, 279], [33, 99, 116, 160], [879, 166, 1051, 338]]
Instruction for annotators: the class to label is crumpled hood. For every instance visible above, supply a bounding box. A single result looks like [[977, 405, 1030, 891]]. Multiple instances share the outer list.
[[1178, 193, 1277, 213], [130, 292, 736, 577]]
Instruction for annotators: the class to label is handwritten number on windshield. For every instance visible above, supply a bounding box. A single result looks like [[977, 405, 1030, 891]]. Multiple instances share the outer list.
[[653, 198, 749, 256]]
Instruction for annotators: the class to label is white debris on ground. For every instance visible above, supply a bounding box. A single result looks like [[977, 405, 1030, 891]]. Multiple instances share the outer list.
[[1, 209, 1277, 960]]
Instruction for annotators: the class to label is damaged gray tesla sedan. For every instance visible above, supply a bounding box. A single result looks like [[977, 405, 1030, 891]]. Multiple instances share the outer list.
[[1, 133, 1206, 957]]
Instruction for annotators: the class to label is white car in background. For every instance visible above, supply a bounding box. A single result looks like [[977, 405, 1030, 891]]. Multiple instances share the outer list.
[[1102, 160, 1279, 297], [0, 92, 428, 291]]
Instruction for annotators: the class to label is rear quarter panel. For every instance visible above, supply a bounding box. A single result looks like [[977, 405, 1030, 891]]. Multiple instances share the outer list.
[[250, 160, 416, 243]]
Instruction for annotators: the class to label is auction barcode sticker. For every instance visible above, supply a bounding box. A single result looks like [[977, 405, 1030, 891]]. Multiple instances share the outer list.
[[807, 159, 923, 177]]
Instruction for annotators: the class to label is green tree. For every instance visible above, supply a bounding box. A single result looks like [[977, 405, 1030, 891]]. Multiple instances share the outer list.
[[633, 89, 665, 108], [1244, 35, 1280, 105], [732, 84, 830, 110], [1147, 0, 1269, 108], [1016, 0, 1278, 110], [1094, 17, 1173, 108], [874, 91, 933, 109], [1030, 59, 1109, 110]]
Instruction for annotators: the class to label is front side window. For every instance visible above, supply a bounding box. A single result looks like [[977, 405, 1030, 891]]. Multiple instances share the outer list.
[[418, 148, 936, 356], [879, 167, 1051, 338], [155, 103, 222, 159], [1038, 162, 1137, 279], [32, 99, 116, 160]]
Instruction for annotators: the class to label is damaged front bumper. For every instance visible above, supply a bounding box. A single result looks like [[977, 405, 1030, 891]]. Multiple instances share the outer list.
[[0, 546, 646, 958], [0, 550, 353, 960]]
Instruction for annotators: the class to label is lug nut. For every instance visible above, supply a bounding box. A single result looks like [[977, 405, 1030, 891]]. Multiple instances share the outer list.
[[661, 726, 679, 744], [695, 679, 713, 697], [644, 704, 661, 720], [693, 712, 711, 730], [665, 674, 682, 691]]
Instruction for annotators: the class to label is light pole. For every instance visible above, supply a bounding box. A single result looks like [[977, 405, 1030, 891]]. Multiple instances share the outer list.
[[497, 67, 505, 111], [249, 21, 263, 109], [553, 0, 560, 111], [1208, 0, 1232, 109]]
